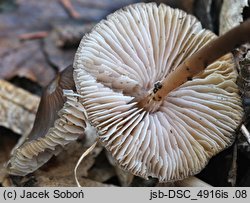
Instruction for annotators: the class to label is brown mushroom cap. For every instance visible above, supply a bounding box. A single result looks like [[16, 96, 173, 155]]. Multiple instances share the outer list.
[[7, 66, 87, 176], [73, 3, 243, 182]]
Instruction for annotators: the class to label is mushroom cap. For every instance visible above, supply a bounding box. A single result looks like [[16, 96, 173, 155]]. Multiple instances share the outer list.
[[7, 67, 87, 176], [73, 3, 243, 182]]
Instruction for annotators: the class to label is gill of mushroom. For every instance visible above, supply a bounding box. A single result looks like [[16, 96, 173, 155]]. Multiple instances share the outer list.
[[73, 3, 245, 183], [136, 18, 250, 142], [136, 19, 250, 112]]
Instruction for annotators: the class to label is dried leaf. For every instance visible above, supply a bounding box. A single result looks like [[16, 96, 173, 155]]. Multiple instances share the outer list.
[[43, 23, 94, 70], [0, 0, 72, 86], [67, 0, 141, 21], [0, 80, 40, 135], [0, 39, 55, 86]]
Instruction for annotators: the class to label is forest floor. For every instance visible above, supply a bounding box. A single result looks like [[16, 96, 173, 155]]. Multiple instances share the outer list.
[[1, 0, 250, 187]]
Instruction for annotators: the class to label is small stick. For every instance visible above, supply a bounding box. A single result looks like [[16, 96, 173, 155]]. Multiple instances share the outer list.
[[138, 19, 250, 112], [18, 31, 48, 41], [60, 0, 81, 19], [240, 124, 250, 144], [74, 141, 97, 187]]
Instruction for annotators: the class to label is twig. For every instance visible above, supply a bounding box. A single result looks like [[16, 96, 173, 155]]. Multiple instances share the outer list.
[[240, 124, 250, 144], [59, 0, 81, 19], [74, 141, 97, 187], [18, 31, 48, 41]]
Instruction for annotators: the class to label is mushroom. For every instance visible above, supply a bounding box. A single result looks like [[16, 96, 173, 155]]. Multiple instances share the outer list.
[[7, 66, 87, 176], [73, 3, 243, 182], [7, 2, 250, 183]]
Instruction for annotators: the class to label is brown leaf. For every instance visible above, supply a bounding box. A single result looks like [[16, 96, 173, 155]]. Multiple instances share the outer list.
[[0, 79, 40, 136], [0, 39, 55, 86], [66, 0, 141, 21], [0, 0, 71, 86]]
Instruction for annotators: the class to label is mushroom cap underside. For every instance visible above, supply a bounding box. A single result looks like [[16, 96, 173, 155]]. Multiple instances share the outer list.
[[73, 3, 243, 182]]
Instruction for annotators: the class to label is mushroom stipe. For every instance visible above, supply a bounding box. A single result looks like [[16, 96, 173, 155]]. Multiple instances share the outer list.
[[6, 3, 247, 183], [137, 18, 250, 112]]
